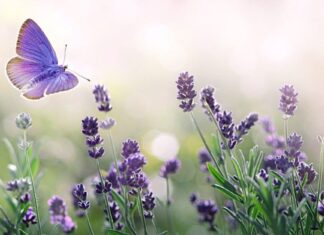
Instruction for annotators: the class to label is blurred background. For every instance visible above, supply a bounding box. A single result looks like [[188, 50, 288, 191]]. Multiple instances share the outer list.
[[0, 0, 324, 234]]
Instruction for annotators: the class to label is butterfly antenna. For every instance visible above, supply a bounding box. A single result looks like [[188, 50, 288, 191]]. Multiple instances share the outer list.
[[63, 44, 67, 65], [67, 68, 91, 82]]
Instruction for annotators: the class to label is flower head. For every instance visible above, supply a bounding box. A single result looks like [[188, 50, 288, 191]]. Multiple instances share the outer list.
[[298, 162, 317, 184], [72, 184, 90, 210], [93, 84, 112, 112], [82, 117, 99, 136], [198, 148, 212, 172], [48, 196, 66, 224], [318, 200, 324, 216], [60, 216, 76, 234], [176, 72, 197, 112], [121, 139, 140, 158], [20, 193, 31, 203], [160, 158, 181, 178], [142, 191, 156, 219], [260, 117, 276, 134], [275, 155, 292, 173], [235, 113, 258, 142], [16, 112, 32, 130], [257, 169, 269, 182], [100, 118, 116, 130], [200, 86, 220, 116], [279, 85, 298, 116], [285, 133, 303, 159], [23, 207, 37, 227], [193, 198, 218, 231]]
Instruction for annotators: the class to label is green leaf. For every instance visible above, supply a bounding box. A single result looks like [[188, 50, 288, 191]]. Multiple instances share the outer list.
[[207, 163, 237, 193], [106, 229, 128, 235], [130, 197, 138, 216], [159, 232, 168, 235], [211, 134, 221, 157], [31, 157, 40, 177], [213, 184, 243, 202], [223, 207, 248, 235], [231, 156, 246, 188], [111, 189, 125, 210]]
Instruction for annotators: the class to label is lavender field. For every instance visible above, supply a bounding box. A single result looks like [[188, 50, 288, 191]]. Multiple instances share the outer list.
[[1, 1, 324, 235]]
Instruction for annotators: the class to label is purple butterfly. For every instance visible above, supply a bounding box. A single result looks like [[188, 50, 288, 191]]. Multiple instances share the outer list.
[[6, 19, 80, 99]]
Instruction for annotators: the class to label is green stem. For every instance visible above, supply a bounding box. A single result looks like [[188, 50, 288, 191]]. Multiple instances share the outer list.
[[316, 138, 324, 227], [123, 187, 137, 235], [190, 112, 224, 176], [108, 130, 120, 176], [137, 189, 148, 235], [85, 211, 95, 235], [96, 159, 114, 229], [24, 131, 42, 235], [151, 219, 158, 235], [166, 178, 173, 235], [284, 117, 289, 143]]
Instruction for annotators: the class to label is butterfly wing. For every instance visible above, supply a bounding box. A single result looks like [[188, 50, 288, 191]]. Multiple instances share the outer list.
[[23, 71, 79, 99], [6, 57, 46, 89], [16, 19, 58, 65]]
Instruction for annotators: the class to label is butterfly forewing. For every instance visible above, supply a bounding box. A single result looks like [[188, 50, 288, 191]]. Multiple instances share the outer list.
[[17, 19, 58, 65]]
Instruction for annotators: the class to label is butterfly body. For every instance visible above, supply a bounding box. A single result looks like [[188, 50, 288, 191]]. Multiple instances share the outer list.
[[6, 19, 79, 99]]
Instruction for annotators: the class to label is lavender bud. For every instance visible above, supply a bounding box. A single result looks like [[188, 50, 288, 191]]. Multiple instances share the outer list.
[[121, 139, 140, 158], [176, 72, 197, 112], [260, 117, 276, 134], [100, 118, 116, 130], [200, 86, 220, 116], [257, 169, 269, 182], [279, 85, 298, 116], [159, 158, 181, 178], [298, 162, 317, 185], [20, 193, 31, 203], [72, 184, 90, 210], [82, 117, 99, 136], [93, 84, 112, 112], [15, 112, 32, 130], [23, 207, 37, 227]]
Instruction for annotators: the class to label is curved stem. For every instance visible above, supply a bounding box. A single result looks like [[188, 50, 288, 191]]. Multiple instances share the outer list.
[[85, 211, 95, 235], [190, 112, 224, 176], [96, 159, 114, 229], [24, 131, 42, 235], [108, 130, 120, 176]]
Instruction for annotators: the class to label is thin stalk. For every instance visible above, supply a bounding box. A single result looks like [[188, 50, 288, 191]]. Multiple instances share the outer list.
[[190, 112, 223, 176], [108, 130, 120, 176], [166, 178, 173, 235], [151, 219, 158, 235], [123, 187, 137, 235], [49, 223, 58, 235], [137, 189, 148, 235], [24, 131, 42, 235], [316, 138, 324, 226], [95, 159, 114, 229], [284, 117, 289, 143], [85, 211, 95, 235]]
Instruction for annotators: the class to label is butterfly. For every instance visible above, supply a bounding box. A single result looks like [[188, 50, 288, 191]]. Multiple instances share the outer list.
[[6, 19, 86, 99]]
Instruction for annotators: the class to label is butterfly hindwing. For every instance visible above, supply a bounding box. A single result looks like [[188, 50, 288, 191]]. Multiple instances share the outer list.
[[17, 19, 58, 65], [6, 57, 47, 89], [22, 71, 79, 99]]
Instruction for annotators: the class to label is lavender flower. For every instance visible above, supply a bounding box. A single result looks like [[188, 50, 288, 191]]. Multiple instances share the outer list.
[[318, 200, 324, 216], [217, 111, 236, 149], [298, 162, 317, 184], [190, 193, 198, 204], [82, 117, 99, 136], [285, 133, 303, 159], [71, 186, 85, 217], [260, 117, 276, 134], [235, 113, 258, 142], [200, 86, 220, 116], [95, 179, 112, 194], [265, 134, 285, 150], [20, 193, 31, 203], [129, 172, 149, 189], [198, 148, 212, 172], [60, 216, 76, 233], [257, 169, 269, 182], [6, 180, 19, 191], [93, 84, 112, 112], [48, 196, 66, 224], [121, 139, 140, 158], [104, 201, 122, 229], [264, 155, 277, 170], [275, 156, 292, 173], [82, 116, 105, 159], [72, 184, 90, 210], [106, 166, 120, 189], [23, 207, 37, 227], [194, 199, 218, 231], [279, 85, 298, 116], [88, 146, 105, 159], [15, 112, 32, 130], [142, 191, 156, 219], [176, 72, 197, 112], [100, 118, 116, 130], [159, 158, 181, 178]]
